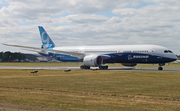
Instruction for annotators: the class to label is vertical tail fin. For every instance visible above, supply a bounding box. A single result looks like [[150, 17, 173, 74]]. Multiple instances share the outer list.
[[38, 26, 55, 49]]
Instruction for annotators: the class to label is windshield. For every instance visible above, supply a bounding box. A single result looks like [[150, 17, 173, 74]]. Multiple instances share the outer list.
[[164, 50, 173, 53]]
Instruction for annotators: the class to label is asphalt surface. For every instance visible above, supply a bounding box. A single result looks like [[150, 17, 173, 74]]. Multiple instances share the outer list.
[[0, 66, 180, 72]]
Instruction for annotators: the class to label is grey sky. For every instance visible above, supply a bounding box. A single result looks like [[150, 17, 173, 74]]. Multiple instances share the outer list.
[[0, 0, 180, 54]]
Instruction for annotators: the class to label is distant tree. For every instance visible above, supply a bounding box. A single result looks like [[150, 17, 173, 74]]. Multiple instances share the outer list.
[[17, 52, 26, 61], [2, 51, 12, 62], [11, 52, 18, 61], [0, 51, 26, 62], [0, 52, 3, 59], [176, 55, 180, 59]]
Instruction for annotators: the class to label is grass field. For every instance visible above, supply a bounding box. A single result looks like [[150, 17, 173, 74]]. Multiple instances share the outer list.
[[0, 62, 180, 69], [0, 69, 180, 110]]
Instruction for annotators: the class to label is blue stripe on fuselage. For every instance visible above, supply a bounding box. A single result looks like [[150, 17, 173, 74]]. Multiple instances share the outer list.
[[39, 52, 176, 63], [40, 52, 81, 62]]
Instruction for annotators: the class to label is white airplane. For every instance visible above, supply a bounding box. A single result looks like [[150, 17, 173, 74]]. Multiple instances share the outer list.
[[3, 26, 177, 70]]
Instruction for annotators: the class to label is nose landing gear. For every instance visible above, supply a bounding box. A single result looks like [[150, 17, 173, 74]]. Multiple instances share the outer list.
[[158, 63, 165, 70], [158, 66, 163, 70]]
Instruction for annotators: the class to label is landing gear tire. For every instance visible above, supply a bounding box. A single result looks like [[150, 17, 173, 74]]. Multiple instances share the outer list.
[[99, 66, 108, 70], [158, 67, 163, 70], [85, 66, 90, 69], [80, 65, 84, 69], [80, 65, 90, 69]]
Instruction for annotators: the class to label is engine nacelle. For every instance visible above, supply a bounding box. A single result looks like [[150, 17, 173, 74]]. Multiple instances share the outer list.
[[121, 63, 137, 67], [83, 55, 103, 67]]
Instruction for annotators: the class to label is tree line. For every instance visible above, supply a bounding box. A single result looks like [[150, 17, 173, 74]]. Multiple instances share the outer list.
[[0, 51, 26, 62], [176, 55, 180, 59]]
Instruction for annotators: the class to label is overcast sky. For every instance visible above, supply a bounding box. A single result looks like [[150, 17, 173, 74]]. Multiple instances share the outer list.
[[1, 0, 180, 54]]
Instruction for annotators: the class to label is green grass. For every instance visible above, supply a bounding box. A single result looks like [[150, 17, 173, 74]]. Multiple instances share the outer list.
[[0, 62, 83, 67], [0, 62, 180, 68], [0, 69, 180, 110]]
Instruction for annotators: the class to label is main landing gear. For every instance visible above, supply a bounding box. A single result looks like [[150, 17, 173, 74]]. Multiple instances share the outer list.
[[80, 65, 109, 70], [99, 65, 108, 70], [80, 65, 90, 69]]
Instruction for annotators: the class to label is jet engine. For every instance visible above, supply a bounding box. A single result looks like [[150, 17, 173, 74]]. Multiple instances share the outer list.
[[121, 63, 137, 67], [83, 55, 103, 67]]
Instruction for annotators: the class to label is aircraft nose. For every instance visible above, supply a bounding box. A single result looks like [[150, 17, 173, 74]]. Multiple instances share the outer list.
[[172, 54, 178, 61]]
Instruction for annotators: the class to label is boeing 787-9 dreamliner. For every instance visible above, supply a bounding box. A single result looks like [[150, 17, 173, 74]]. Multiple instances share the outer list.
[[3, 26, 177, 70]]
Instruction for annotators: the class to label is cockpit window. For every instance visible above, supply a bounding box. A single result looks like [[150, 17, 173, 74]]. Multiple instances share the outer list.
[[164, 50, 168, 53], [164, 50, 173, 53], [168, 50, 173, 53]]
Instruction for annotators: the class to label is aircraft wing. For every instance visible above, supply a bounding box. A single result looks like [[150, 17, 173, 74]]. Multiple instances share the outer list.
[[2, 43, 85, 59], [2, 43, 111, 60]]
